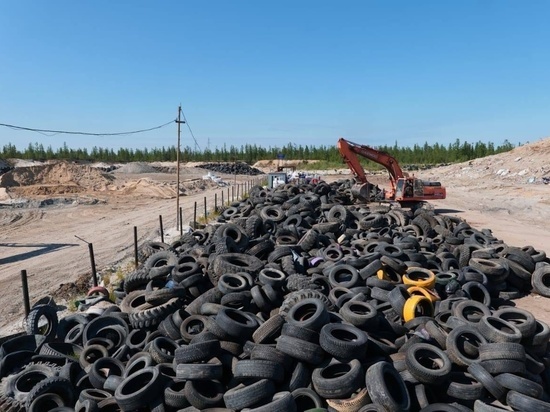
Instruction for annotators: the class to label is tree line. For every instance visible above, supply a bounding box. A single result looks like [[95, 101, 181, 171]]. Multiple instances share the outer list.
[[1, 139, 515, 166]]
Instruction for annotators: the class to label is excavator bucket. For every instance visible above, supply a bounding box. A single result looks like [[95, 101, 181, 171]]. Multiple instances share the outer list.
[[351, 183, 372, 202]]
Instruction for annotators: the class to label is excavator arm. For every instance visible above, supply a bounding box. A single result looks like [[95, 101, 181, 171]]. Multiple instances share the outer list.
[[337, 137, 446, 205], [337, 138, 406, 182]]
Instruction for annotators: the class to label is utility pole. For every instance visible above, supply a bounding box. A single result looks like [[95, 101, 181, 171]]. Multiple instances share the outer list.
[[175, 106, 185, 229]]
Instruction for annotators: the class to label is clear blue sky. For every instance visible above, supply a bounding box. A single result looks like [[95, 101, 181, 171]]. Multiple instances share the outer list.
[[1, 1, 549, 152]]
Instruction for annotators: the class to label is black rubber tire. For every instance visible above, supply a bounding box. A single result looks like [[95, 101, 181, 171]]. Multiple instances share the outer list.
[[479, 359, 527, 375], [477, 316, 522, 343], [27, 393, 66, 412], [25, 304, 59, 342], [215, 307, 259, 340], [451, 300, 491, 324], [233, 359, 284, 383], [88, 357, 124, 390], [445, 371, 485, 401], [405, 343, 452, 385], [531, 265, 550, 297], [128, 297, 182, 329], [176, 358, 224, 381], [291, 387, 323, 410], [174, 339, 221, 364], [210, 253, 264, 285], [365, 361, 411, 412], [223, 379, 276, 410], [244, 391, 297, 412], [114, 366, 163, 411], [144, 249, 178, 270], [276, 334, 325, 365], [79, 344, 109, 369], [478, 342, 526, 362], [184, 379, 225, 409], [286, 298, 330, 331], [506, 390, 550, 412], [148, 336, 178, 364], [466, 362, 506, 401], [339, 300, 379, 330], [312, 359, 363, 399], [319, 323, 368, 361], [445, 325, 486, 367], [123, 269, 151, 293], [494, 373, 543, 398], [25, 376, 75, 411], [164, 381, 190, 409], [120, 291, 151, 314]]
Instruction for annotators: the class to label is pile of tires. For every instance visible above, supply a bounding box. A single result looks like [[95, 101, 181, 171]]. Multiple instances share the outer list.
[[1, 179, 550, 411], [200, 162, 264, 176]]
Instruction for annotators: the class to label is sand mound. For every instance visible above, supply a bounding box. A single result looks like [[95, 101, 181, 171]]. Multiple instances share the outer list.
[[116, 162, 159, 174], [0, 162, 115, 191]]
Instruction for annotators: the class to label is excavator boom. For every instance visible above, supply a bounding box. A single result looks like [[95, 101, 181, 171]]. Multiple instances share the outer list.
[[337, 137, 446, 205]]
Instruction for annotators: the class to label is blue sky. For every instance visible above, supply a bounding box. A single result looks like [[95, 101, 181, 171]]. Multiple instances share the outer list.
[[1, 1, 549, 152]]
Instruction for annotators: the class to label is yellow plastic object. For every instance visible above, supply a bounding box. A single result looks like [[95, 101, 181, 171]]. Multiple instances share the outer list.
[[376, 269, 387, 280], [403, 295, 434, 322], [407, 286, 440, 303], [403, 267, 436, 289]]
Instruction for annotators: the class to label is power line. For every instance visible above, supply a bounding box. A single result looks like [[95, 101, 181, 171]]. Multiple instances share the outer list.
[[0, 119, 175, 137], [180, 110, 201, 152]]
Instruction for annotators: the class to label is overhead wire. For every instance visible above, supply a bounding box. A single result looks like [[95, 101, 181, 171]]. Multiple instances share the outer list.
[[0, 119, 175, 137], [180, 109, 201, 152]]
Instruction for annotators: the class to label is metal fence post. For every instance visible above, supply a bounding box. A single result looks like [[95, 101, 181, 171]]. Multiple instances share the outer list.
[[21, 270, 30, 317], [159, 215, 164, 243], [89, 243, 98, 287], [134, 226, 138, 269]]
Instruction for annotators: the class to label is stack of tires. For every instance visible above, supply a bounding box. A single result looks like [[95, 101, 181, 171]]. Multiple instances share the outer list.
[[1, 179, 549, 411]]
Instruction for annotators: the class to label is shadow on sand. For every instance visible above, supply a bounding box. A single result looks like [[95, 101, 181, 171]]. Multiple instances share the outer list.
[[0, 243, 79, 265]]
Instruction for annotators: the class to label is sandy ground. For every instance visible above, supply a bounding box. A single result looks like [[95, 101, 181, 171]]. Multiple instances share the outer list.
[[0, 142, 550, 335]]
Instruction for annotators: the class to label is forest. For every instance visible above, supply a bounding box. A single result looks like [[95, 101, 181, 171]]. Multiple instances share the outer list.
[[1, 139, 515, 166]]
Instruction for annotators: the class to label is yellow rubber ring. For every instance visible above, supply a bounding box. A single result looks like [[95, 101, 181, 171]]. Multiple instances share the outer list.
[[376, 269, 388, 280], [407, 286, 440, 302], [403, 295, 434, 322], [403, 267, 436, 289]]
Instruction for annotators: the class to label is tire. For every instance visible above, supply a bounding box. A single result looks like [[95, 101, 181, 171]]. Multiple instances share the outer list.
[[339, 300, 379, 330], [88, 357, 124, 390], [252, 314, 284, 344], [27, 393, 65, 412], [174, 339, 221, 364], [365, 361, 411, 412], [4, 364, 56, 402], [445, 371, 485, 400], [506, 390, 550, 412], [319, 323, 368, 361], [223, 379, 276, 410], [466, 362, 506, 401], [128, 297, 182, 329], [287, 298, 330, 331], [176, 358, 224, 381], [233, 359, 284, 383], [210, 253, 264, 285], [477, 316, 522, 343], [114, 367, 163, 411], [120, 291, 152, 314], [445, 326, 486, 366], [478, 342, 526, 362], [25, 304, 58, 342], [25, 376, 75, 411], [531, 265, 550, 297], [184, 379, 225, 409], [244, 391, 297, 412], [123, 269, 151, 293], [494, 373, 543, 398], [405, 343, 452, 385], [312, 359, 363, 399], [148, 336, 178, 364], [215, 307, 258, 340], [276, 334, 325, 365]]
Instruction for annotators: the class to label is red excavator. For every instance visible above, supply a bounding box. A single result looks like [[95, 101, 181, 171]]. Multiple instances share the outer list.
[[337, 138, 446, 207]]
